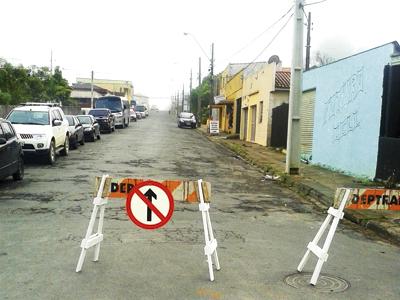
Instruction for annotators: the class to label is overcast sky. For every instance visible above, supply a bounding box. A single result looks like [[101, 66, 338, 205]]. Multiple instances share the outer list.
[[1, 0, 399, 109]]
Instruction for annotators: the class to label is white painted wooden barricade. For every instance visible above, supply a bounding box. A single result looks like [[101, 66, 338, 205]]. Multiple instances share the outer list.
[[76, 176, 220, 282], [197, 179, 221, 281], [76, 174, 109, 272], [297, 188, 351, 285]]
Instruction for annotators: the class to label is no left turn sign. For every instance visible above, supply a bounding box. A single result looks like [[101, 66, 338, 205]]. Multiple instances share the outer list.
[[126, 180, 174, 229]]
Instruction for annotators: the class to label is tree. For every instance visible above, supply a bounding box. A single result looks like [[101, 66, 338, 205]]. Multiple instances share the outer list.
[[189, 75, 213, 124], [0, 60, 71, 105], [313, 51, 335, 67]]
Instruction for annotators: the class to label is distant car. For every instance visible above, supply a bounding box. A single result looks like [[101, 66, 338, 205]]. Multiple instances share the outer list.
[[135, 105, 146, 118], [76, 115, 100, 142], [178, 112, 196, 128], [88, 108, 115, 133], [66, 115, 85, 149], [0, 118, 24, 181], [130, 107, 137, 122]]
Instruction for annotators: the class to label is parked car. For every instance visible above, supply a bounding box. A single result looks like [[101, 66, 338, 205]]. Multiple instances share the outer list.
[[136, 111, 142, 120], [0, 118, 24, 181], [76, 115, 100, 142], [66, 115, 85, 149], [135, 105, 146, 118], [88, 108, 115, 133], [178, 112, 197, 128], [130, 107, 137, 122], [6, 102, 70, 165]]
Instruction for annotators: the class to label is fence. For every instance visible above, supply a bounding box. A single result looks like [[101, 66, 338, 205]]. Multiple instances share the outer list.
[[0, 105, 82, 118]]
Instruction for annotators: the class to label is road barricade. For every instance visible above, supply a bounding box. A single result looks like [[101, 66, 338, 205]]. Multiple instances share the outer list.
[[297, 187, 400, 285], [75, 175, 220, 281]]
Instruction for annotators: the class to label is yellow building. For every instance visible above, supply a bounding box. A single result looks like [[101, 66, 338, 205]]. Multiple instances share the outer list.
[[76, 78, 134, 101], [213, 63, 247, 134], [241, 62, 291, 146]]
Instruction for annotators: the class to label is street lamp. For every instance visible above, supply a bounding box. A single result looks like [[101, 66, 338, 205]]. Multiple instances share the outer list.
[[183, 32, 215, 127]]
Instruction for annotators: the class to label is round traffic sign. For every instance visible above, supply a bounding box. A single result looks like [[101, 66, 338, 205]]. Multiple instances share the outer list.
[[126, 180, 174, 229]]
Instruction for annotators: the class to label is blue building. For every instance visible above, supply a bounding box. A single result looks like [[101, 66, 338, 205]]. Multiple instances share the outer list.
[[302, 42, 400, 180]]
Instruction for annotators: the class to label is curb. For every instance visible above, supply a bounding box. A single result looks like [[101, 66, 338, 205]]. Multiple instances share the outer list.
[[196, 128, 400, 246]]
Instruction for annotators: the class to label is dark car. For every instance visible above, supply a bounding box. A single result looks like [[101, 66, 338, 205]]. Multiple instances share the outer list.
[[66, 115, 85, 149], [76, 115, 101, 142], [0, 118, 24, 181], [178, 112, 197, 128], [88, 108, 115, 133]]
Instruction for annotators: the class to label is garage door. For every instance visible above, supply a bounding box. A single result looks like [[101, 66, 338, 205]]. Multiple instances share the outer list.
[[300, 89, 316, 160]]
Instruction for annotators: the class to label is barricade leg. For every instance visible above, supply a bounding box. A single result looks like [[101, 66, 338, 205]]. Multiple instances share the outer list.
[[198, 179, 220, 281], [76, 174, 108, 273], [296, 188, 350, 285]]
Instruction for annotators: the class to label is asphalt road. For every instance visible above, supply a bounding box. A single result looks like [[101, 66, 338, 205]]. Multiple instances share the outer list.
[[0, 112, 399, 300]]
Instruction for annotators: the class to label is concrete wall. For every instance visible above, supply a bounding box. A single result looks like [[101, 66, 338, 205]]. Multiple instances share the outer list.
[[303, 43, 397, 178]]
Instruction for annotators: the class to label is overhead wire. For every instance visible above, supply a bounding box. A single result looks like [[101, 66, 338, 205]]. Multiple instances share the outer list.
[[228, 4, 294, 59], [237, 11, 294, 76], [304, 0, 328, 6]]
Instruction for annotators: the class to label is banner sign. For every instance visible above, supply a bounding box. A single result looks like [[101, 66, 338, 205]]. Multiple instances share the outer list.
[[94, 177, 211, 202], [333, 188, 400, 210], [210, 121, 219, 134]]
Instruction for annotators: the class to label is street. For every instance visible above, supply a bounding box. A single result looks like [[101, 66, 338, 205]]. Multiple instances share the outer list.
[[1, 111, 399, 300]]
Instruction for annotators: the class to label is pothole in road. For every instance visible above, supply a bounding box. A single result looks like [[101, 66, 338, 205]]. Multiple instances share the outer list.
[[284, 272, 350, 293]]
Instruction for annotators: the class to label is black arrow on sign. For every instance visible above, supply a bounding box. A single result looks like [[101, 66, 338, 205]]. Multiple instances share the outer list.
[[144, 188, 157, 221]]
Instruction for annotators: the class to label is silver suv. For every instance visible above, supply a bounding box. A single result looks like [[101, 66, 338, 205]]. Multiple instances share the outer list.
[[7, 103, 70, 164]]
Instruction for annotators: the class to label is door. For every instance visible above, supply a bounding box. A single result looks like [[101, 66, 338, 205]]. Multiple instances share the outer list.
[[250, 105, 257, 142], [270, 103, 289, 148], [243, 108, 248, 141], [235, 98, 242, 134], [0, 125, 9, 177]]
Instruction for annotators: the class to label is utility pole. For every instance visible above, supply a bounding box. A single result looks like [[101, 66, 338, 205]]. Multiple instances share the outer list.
[[285, 0, 304, 175], [182, 85, 185, 112], [90, 71, 94, 109], [305, 12, 312, 71], [50, 50, 53, 74], [197, 57, 202, 126], [209, 43, 214, 120], [189, 69, 192, 112]]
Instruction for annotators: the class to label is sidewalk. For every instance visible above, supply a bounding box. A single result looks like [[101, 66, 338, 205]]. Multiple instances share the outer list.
[[197, 126, 400, 245]]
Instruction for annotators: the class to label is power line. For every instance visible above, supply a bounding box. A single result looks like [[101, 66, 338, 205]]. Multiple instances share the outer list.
[[243, 12, 294, 74], [304, 0, 328, 6], [229, 5, 294, 59]]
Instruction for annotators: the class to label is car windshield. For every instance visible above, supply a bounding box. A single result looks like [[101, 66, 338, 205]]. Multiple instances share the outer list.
[[95, 98, 122, 113], [66, 116, 74, 126], [7, 110, 49, 125], [77, 116, 92, 124], [180, 112, 193, 119], [136, 106, 145, 112], [89, 109, 108, 117]]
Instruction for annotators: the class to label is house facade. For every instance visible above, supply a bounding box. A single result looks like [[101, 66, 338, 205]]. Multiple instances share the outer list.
[[76, 78, 134, 101], [70, 83, 110, 108], [240, 62, 290, 146], [302, 41, 400, 179]]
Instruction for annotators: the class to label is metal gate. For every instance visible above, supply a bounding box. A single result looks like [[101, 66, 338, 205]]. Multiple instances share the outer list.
[[300, 89, 316, 159], [270, 103, 288, 148]]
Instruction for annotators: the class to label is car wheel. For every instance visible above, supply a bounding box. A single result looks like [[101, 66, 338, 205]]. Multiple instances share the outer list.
[[97, 133, 101, 140], [60, 136, 69, 156], [112, 125, 115, 132], [47, 141, 56, 165], [12, 156, 24, 181], [80, 135, 85, 145], [71, 135, 78, 149], [91, 131, 96, 142]]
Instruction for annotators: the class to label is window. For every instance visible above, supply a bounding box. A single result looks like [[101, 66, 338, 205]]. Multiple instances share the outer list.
[[259, 101, 263, 123], [1, 123, 16, 140]]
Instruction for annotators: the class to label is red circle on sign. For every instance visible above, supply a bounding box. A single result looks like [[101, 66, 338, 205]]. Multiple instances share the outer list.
[[126, 180, 174, 230]]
